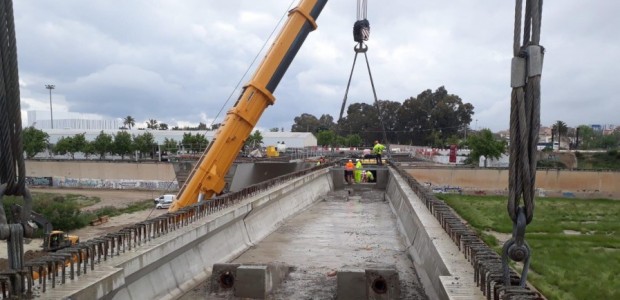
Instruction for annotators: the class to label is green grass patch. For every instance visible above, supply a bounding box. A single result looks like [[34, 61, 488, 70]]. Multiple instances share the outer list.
[[92, 200, 153, 218], [2, 193, 153, 233], [578, 151, 620, 170], [437, 194, 620, 300]]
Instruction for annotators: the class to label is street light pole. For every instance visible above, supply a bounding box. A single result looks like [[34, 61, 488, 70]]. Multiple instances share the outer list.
[[45, 84, 55, 129]]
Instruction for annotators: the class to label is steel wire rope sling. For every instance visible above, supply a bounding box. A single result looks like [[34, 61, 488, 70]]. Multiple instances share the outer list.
[[338, 0, 390, 159], [0, 0, 32, 296], [503, 0, 545, 289]]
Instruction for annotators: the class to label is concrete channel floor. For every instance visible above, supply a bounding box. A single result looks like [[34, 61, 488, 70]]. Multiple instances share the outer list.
[[180, 187, 428, 299]]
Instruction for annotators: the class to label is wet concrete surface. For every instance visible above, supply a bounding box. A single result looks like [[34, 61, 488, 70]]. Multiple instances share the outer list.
[[181, 187, 428, 299]]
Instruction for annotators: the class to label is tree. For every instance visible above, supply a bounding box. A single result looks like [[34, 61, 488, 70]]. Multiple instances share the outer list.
[[53, 133, 87, 159], [146, 119, 159, 129], [197, 122, 208, 130], [114, 131, 133, 159], [92, 131, 113, 159], [344, 134, 363, 147], [159, 123, 169, 130], [82, 141, 96, 159], [552, 120, 568, 149], [182, 133, 209, 153], [269, 127, 279, 132], [72, 133, 88, 156], [316, 130, 337, 147], [291, 113, 320, 133], [245, 130, 264, 149], [466, 129, 506, 167], [53, 136, 73, 158], [317, 114, 336, 132], [162, 138, 179, 154], [338, 103, 381, 145], [123, 116, 135, 129], [133, 132, 155, 159], [22, 127, 49, 158], [397, 87, 474, 146]]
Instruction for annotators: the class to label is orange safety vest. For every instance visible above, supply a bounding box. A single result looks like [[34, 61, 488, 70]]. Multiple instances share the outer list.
[[345, 162, 354, 170]]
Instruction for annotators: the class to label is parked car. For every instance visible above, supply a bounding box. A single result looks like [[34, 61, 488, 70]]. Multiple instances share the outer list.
[[154, 194, 176, 209]]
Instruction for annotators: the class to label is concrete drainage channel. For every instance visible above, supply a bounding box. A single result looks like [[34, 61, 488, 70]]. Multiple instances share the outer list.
[[19, 161, 542, 299]]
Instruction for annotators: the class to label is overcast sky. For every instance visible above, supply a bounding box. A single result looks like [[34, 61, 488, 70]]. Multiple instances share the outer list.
[[14, 0, 620, 132]]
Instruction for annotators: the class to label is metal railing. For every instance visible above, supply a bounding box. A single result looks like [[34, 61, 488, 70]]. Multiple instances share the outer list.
[[388, 161, 543, 300], [2, 162, 334, 298]]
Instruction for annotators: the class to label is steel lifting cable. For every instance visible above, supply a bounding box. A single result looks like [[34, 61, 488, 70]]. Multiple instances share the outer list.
[[503, 0, 544, 288], [0, 1, 31, 295], [339, 1, 389, 156]]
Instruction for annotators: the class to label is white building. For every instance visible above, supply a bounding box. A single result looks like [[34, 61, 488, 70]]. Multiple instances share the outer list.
[[27, 110, 122, 130], [42, 129, 318, 148]]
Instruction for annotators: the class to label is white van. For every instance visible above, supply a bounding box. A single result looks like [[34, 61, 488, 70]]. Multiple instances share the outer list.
[[154, 194, 177, 209]]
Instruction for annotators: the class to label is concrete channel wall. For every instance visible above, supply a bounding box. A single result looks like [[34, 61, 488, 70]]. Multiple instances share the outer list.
[[386, 168, 484, 300], [407, 167, 620, 198], [25, 160, 179, 190], [42, 168, 333, 300]]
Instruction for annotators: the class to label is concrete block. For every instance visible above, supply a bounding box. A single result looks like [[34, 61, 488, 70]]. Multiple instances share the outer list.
[[210, 263, 240, 294], [234, 263, 291, 299], [366, 268, 400, 300], [337, 269, 367, 300], [235, 265, 267, 298]]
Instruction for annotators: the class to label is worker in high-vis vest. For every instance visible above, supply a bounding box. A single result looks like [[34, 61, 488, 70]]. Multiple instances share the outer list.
[[345, 159, 355, 185], [354, 159, 363, 183], [373, 140, 385, 165]]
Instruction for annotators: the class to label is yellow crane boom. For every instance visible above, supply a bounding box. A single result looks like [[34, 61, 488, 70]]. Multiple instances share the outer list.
[[169, 0, 328, 212]]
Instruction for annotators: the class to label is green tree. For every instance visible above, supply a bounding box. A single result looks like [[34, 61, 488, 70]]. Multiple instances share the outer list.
[[22, 127, 49, 158], [552, 120, 568, 149], [82, 141, 96, 159], [53, 133, 87, 159], [245, 130, 264, 149], [182, 133, 209, 153], [53, 136, 73, 158], [317, 114, 336, 132], [92, 131, 113, 159], [162, 138, 179, 154], [159, 123, 169, 130], [344, 134, 363, 147], [397, 87, 474, 146], [146, 119, 159, 129], [72, 133, 88, 156], [133, 132, 155, 159], [316, 130, 337, 146], [197, 122, 208, 130], [123, 116, 135, 129], [466, 129, 506, 167], [291, 113, 320, 132], [269, 127, 279, 132], [114, 131, 133, 159], [338, 103, 381, 145]]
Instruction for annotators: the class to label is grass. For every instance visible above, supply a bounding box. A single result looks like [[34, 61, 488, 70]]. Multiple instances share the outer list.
[[2, 192, 153, 232], [437, 194, 620, 300], [92, 200, 154, 218], [577, 151, 620, 170]]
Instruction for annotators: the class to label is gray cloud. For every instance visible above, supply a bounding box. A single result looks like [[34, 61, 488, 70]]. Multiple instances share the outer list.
[[14, 0, 620, 131]]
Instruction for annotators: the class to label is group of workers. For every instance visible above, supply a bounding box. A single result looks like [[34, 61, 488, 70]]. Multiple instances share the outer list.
[[344, 158, 374, 184], [343, 140, 385, 184]]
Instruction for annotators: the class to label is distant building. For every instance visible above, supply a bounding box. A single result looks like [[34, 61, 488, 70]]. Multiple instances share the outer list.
[[27, 110, 122, 130]]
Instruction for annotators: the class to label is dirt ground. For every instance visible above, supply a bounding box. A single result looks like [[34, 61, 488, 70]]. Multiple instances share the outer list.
[[0, 189, 169, 269]]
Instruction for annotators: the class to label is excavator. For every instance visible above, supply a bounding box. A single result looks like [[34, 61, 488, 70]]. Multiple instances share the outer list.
[[10, 204, 79, 252], [169, 0, 329, 212]]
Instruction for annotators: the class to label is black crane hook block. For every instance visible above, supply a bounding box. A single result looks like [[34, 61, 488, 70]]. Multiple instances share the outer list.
[[353, 19, 370, 43]]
